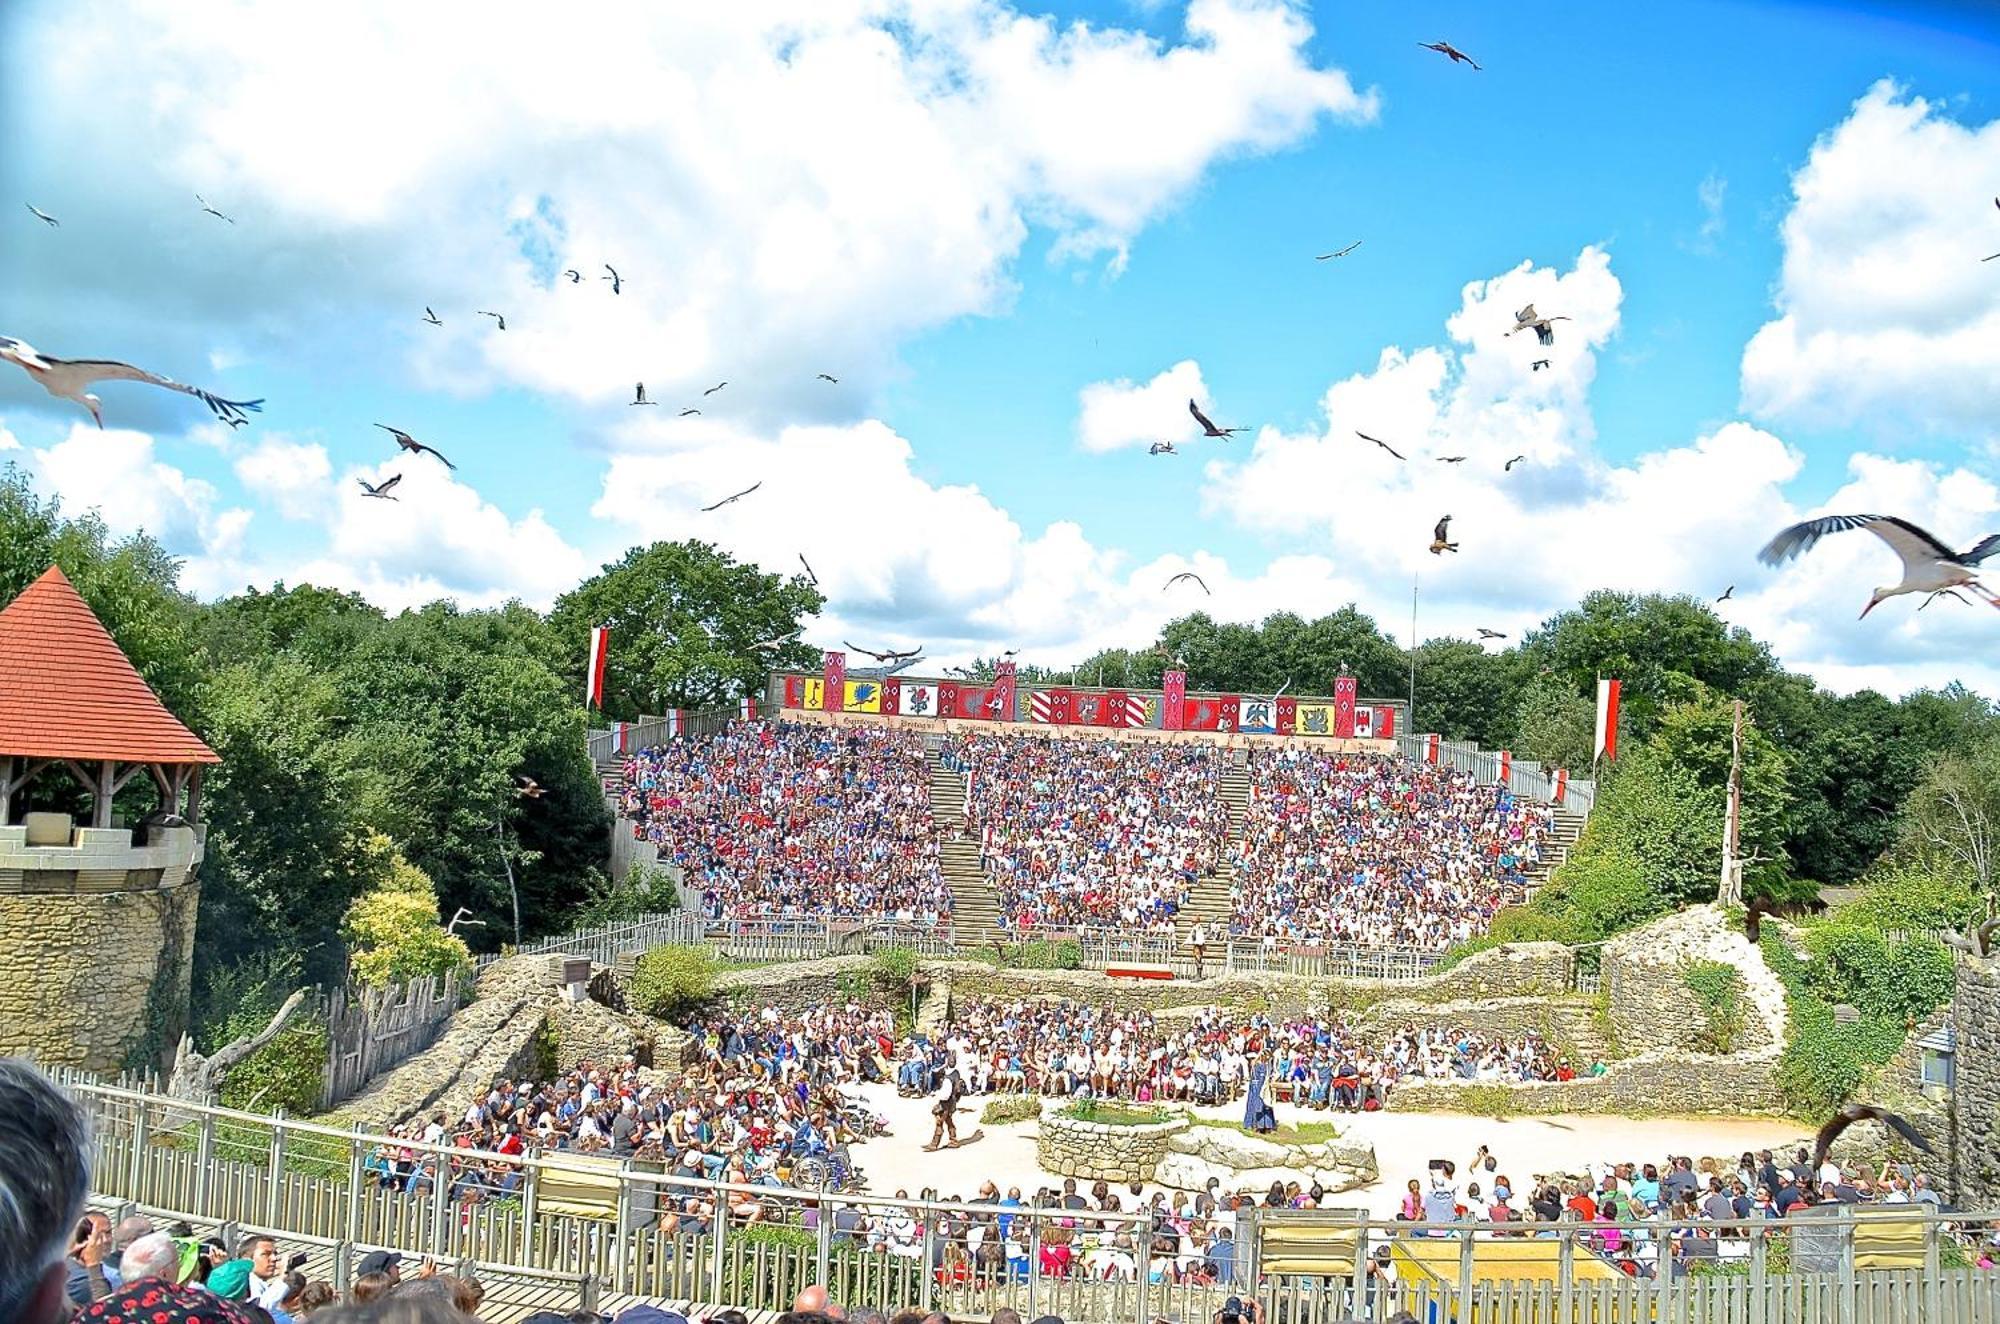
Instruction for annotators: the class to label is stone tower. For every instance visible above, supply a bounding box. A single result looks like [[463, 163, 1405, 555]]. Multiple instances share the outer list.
[[0, 566, 219, 1071], [1951, 950, 2000, 1203]]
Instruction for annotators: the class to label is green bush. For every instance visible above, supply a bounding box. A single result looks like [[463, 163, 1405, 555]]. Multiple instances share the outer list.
[[1762, 928, 1919, 1119], [629, 944, 721, 1020], [572, 863, 682, 927], [980, 1096, 1042, 1126], [218, 1019, 329, 1117], [1682, 960, 1747, 1054], [1057, 1099, 1169, 1126], [869, 946, 926, 992]]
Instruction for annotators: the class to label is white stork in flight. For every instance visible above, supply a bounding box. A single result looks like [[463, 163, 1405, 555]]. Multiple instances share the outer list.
[[1759, 514, 2000, 617], [0, 336, 263, 428]]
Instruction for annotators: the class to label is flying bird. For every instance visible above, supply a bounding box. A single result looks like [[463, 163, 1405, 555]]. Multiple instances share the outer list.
[[1356, 431, 1405, 461], [1986, 197, 1999, 262], [1504, 455, 1527, 471], [845, 640, 924, 663], [1316, 241, 1362, 260], [1419, 40, 1480, 69], [0, 336, 263, 428], [798, 553, 819, 586], [358, 474, 403, 501], [751, 633, 799, 651], [477, 311, 506, 331], [422, 307, 442, 326], [817, 373, 839, 383], [25, 204, 58, 227], [1436, 455, 1467, 464], [1531, 359, 1551, 371], [514, 774, 546, 799], [1188, 399, 1242, 438], [679, 407, 700, 417], [1164, 572, 1211, 596], [375, 424, 456, 470], [1149, 442, 1178, 455], [632, 382, 656, 406], [1717, 585, 1735, 603], [701, 481, 762, 512], [1001, 649, 1020, 659], [704, 381, 727, 396], [1507, 304, 1570, 347], [603, 264, 622, 295], [1918, 589, 1972, 611], [196, 194, 235, 224], [1476, 628, 1506, 640], [1429, 515, 1459, 555], [563, 269, 582, 284], [1758, 514, 2000, 617], [1810, 1104, 1931, 1175]]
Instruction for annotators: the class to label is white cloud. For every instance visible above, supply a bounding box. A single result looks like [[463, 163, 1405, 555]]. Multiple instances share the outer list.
[[10, 422, 252, 595], [1740, 81, 2000, 444], [1076, 358, 1212, 452], [1693, 171, 1726, 251], [233, 437, 332, 519], [13, 1, 1374, 412]]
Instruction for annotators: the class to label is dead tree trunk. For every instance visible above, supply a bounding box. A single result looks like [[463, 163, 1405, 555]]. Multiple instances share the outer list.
[[166, 988, 309, 1102]]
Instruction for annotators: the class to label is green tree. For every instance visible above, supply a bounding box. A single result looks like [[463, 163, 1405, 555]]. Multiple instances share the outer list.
[[1894, 736, 2000, 903], [342, 833, 473, 987], [1509, 673, 1595, 772], [1410, 638, 1520, 747], [549, 540, 823, 718]]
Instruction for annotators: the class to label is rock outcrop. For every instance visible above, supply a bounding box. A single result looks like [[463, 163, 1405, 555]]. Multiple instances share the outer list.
[[1153, 1125, 1378, 1196]]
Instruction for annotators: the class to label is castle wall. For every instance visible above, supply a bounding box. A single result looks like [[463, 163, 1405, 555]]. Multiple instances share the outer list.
[[1951, 953, 2000, 1203]]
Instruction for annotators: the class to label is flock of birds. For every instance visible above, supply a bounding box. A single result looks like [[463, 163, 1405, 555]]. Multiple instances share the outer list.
[[7, 64, 2000, 636]]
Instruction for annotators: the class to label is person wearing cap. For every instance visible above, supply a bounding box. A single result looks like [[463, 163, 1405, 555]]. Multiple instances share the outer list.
[[355, 1249, 404, 1283]]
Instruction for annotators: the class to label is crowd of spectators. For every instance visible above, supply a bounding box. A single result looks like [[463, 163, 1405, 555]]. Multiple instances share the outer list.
[[1231, 749, 1555, 951], [620, 723, 950, 922], [946, 735, 1229, 931], [891, 999, 1571, 1110]]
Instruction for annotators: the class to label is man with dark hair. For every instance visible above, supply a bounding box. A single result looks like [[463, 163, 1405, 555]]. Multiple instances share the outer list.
[[925, 1057, 968, 1150], [0, 1059, 94, 1324]]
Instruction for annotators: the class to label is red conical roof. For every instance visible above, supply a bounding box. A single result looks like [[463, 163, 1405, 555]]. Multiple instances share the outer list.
[[0, 566, 218, 764]]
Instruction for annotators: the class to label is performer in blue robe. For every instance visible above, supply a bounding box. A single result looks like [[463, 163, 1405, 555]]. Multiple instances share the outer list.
[[1244, 1054, 1277, 1133]]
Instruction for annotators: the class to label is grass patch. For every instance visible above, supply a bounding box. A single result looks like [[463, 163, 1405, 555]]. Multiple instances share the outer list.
[[1057, 1099, 1172, 1126], [980, 1096, 1042, 1126], [1184, 1114, 1341, 1145]]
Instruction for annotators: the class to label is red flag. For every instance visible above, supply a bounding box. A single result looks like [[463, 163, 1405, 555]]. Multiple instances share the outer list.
[[1217, 695, 1240, 732], [823, 651, 846, 713], [1424, 733, 1439, 763], [881, 676, 902, 716], [992, 661, 1018, 722], [1375, 704, 1397, 739], [1333, 676, 1357, 738], [1595, 678, 1622, 763], [1162, 670, 1187, 731], [615, 721, 629, 754], [585, 627, 610, 709], [783, 675, 804, 708], [1276, 696, 1297, 735], [1552, 767, 1570, 804], [1498, 750, 1512, 785]]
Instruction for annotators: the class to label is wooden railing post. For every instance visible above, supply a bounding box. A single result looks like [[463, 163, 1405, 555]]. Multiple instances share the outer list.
[[266, 1111, 286, 1229]]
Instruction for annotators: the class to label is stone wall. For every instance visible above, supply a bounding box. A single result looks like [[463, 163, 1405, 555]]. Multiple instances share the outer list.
[[0, 861, 202, 1072], [1156, 1125, 1377, 1195], [931, 943, 1573, 1019], [1036, 1108, 1187, 1181], [1386, 1046, 1783, 1116], [328, 955, 563, 1129], [1347, 996, 1611, 1068], [1601, 906, 1787, 1056], [1951, 953, 2000, 1203]]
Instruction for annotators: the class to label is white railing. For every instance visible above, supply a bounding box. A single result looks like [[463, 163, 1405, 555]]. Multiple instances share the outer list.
[[1393, 732, 1598, 819], [57, 1071, 2000, 1324]]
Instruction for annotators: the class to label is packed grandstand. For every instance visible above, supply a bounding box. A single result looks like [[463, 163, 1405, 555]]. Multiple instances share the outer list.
[[617, 718, 1557, 949]]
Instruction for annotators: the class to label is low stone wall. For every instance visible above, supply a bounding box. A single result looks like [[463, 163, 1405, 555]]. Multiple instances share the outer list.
[[1036, 1108, 1187, 1181], [1602, 906, 1786, 1056], [931, 943, 1573, 1019], [1155, 1125, 1377, 1196], [1385, 1046, 1783, 1116], [327, 955, 562, 1129]]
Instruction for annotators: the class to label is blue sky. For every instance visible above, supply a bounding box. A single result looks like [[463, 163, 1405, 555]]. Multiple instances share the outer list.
[[3, 0, 1999, 695]]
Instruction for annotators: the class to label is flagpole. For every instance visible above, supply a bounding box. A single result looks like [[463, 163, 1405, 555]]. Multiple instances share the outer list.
[[1408, 573, 1419, 730]]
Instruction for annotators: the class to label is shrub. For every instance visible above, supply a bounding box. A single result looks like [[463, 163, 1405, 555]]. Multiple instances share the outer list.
[[218, 1019, 329, 1117], [980, 1096, 1042, 1126], [1682, 960, 1747, 1054], [343, 833, 472, 988], [1058, 1099, 1169, 1126], [869, 946, 926, 993], [629, 944, 721, 1020], [1837, 862, 1977, 933], [572, 863, 682, 927]]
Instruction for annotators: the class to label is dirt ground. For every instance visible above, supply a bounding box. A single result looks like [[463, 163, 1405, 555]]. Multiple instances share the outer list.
[[845, 1081, 1810, 1217]]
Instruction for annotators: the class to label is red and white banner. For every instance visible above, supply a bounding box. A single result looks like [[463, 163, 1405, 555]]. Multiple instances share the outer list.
[[1552, 767, 1570, 804], [615, 721, 629, 754], [1374, 704, 1396, 739], [1352, 706, 1375, 739], [992, 661, 1018, 722], [902, 683, 939, 718], [1498, 750, 1512, 785], [1333, 675, 1358, 739], [585, 626, 610, 709], [1161, 670, 1187, 731], [1423, 733, 1440, 763], [740, 697, 758, 720], [880, 676, 902, 716], [1029, 688, 1076, 723], [1595, 678, 1621, 763], [823, 651, 846, 713]]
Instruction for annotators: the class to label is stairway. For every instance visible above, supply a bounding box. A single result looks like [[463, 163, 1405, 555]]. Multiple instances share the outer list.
[[1177, 759, 1251, 938], [1521, 806, 1588, 898], [930, 752, 1002, 938]]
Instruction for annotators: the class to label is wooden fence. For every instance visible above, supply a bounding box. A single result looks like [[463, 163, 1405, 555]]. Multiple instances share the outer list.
[[60, 1075, 2000, 1324], [318, 972, 464, 1111]]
